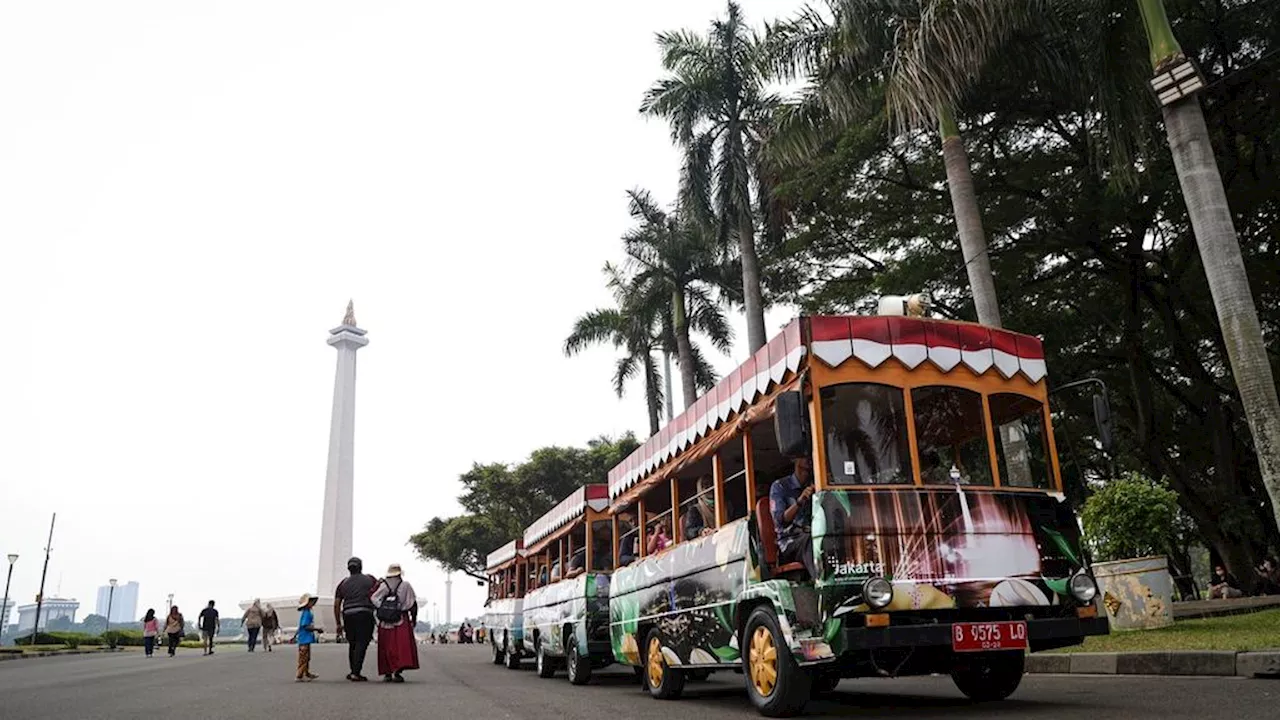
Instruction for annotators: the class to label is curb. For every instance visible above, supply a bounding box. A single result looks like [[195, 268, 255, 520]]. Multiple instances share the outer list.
[[1027, 651, 1280, 678], [0, 648, 124, 662]]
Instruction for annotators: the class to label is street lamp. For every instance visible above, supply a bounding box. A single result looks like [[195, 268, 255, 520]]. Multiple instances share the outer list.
[[106, 579, 118, 635], [2, 554, 16, 641]]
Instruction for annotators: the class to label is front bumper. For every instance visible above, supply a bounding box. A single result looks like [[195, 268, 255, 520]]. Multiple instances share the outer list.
[[843, 615, 1109, 652]]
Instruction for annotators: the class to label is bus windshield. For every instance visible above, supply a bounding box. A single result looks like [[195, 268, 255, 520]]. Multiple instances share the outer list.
[[820, 382, 912, 486]]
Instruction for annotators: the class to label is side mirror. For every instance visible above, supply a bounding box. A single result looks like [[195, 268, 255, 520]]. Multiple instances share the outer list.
[[1092, 392, 1114, 453], [774, 391, 811, 458]]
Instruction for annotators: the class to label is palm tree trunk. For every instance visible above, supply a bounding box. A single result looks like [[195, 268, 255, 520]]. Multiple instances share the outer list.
[[938, 105, 1002, 328], [672, 288, 698, 409], [662, 350, 675, 423], [738, 211, 768, 352], [1138, 0, 1280, 537], [643, 353, 661, 436]]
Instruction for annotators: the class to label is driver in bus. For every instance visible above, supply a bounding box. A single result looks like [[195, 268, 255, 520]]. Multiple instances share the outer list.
[[769, 456, 816, 579]]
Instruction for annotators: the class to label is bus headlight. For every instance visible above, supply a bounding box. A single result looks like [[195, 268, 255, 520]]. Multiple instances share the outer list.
[[1069, 572, 1098, 603], [863, 577, 894, 609]]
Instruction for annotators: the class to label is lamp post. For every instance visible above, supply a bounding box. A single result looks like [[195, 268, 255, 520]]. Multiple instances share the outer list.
[[106, 579, 118, 634], [2, 554, 16, 641]]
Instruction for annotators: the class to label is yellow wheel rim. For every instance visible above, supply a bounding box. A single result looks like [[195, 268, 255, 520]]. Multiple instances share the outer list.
[[647, 636, 664, 689], [749, 626, 778, 697]]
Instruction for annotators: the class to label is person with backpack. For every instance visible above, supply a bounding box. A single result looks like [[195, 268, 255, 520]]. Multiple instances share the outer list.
[[334, 556, 378, 682], [370, 563, 419, 683]]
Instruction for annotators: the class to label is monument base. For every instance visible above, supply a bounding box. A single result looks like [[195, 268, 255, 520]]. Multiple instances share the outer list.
[[239, 596, 337, 641]]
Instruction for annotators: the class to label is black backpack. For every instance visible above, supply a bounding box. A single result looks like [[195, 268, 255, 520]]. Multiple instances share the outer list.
[[376, 578, 404, 623]]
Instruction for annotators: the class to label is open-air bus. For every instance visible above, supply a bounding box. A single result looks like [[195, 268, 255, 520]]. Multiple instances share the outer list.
[[605, 312, 1109, 716], [518, 484, 616, 684], [483, 539, 527, 668]]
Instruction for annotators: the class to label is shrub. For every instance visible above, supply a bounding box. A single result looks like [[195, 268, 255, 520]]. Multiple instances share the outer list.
[[102, 630, 144, 647], [15, 632, 65, 646], [1082, 473, 1181, 562]]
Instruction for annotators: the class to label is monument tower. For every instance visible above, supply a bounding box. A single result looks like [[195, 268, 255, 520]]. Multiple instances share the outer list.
[[316, 301, 368, 595]]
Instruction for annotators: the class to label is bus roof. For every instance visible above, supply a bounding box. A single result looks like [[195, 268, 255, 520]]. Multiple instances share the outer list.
[[606, 315, 1047, 501], [485, 538, 524, 571], [523, 484, 609, 550]]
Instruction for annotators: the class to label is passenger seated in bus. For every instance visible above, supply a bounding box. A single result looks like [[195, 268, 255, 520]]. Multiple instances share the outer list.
[[568, 548, 585, 574], [769, 456, 816, 579], [647, 519, 671, 554], [550, 561, 561, 582], [539, 566, 549, 586], [617, 511, 638, 565], [682, 476, 716, 540]]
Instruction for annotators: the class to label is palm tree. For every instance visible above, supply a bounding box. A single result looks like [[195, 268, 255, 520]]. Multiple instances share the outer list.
[[1133, 0, 1280, 532], [769, 1, 1048, 328], [621, 189, 735, 409], [641, 1, 778, 352], [564, 265, 666, 435]]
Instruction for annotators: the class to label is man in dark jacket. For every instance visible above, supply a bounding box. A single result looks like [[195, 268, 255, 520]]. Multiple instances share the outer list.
[[334, 557, 378, 681]]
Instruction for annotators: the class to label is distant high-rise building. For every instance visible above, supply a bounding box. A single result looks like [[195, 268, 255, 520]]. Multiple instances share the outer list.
[[0, 598, 14, 631], [95, 582, 140, 623]]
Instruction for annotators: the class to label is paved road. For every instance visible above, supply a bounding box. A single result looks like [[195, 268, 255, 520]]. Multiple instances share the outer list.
[[1, 644, 1276, 719]]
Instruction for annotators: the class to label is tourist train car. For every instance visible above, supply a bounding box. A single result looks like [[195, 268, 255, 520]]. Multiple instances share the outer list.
[[518, 484, 616, 684], [482, 539, 527, 668], [606, 311, 1109, 716]]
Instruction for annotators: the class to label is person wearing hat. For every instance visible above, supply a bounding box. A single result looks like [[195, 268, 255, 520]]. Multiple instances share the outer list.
[[370, 563, 419, 682], [334, 556, 378, 682], [292, 594, 323, 682]]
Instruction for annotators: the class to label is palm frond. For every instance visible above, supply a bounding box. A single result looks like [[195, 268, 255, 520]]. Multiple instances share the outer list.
[[564, 308, 626, 356]]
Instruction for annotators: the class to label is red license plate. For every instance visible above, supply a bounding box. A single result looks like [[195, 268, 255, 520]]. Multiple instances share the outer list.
[[951, 621, 1028, 652]]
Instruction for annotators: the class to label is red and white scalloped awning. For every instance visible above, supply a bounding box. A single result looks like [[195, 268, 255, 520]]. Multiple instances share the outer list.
[[523, 484, 609, 549], [608, 320, 805, 500], [485, 539, 524, 571], [809, 316, 1046, 382]]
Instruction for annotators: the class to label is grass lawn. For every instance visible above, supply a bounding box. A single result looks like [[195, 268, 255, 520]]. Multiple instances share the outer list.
[[1054, 608, 1280, 653]]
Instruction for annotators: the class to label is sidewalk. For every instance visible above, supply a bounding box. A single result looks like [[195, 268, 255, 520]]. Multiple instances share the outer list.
[[1028, 650, 1280, 678], [0, 648, 125, 662]]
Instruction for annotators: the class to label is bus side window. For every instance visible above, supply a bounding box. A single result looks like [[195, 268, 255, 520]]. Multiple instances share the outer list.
[[719, 439, 748, 523], [642, 483, 673, 555], [616, 506, 640, 566], [676, 458, 714, 541], [590, 519, 614, 572], [749, 421, 793, 510]]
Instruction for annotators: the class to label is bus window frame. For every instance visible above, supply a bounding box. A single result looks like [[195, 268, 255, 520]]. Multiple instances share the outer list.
[[808, 356, 1062, 493]]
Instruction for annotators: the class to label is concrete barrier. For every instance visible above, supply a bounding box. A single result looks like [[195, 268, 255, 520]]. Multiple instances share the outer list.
[[1027, 650, 1280, 678]]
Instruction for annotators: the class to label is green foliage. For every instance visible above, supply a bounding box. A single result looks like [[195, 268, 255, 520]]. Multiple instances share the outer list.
[[409, 435, 640, 578], [102, 630, 144, 647], [81, 614, 108, 635], [1082, 474, 1181, 562], [15, 631, 102, 648]]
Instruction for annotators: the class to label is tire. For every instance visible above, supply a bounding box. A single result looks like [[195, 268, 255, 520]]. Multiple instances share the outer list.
[[643, 628, 685, 700], [742, 606, 811, 717], [567, 641, 592, 686], [504, 638, 521, 670], [536, 640, 556, 678], [492, 641, 503, 665], [950, 651, 1025, 701], [811, 672, 840, 695]]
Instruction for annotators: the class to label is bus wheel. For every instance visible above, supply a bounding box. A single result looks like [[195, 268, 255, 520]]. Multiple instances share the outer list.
[[644, 629, 685, 700], [536, 640, 556, 679], [504, 639, 521, 670], [743, 606, 811, 717], [950, 651, 1025, 701], [567, 642, 592, 686]]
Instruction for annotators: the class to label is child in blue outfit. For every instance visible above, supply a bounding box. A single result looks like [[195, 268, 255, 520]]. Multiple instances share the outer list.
[[293, 594, 323, 681]]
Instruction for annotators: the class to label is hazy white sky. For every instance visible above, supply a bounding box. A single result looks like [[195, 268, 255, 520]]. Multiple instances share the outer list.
[[0, 1, 802, 624]]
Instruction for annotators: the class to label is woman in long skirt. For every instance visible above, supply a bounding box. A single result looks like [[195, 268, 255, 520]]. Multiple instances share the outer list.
[[372, 564, 420, 682]]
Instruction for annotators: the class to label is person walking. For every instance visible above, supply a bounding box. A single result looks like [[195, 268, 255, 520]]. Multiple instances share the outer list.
[[292, 594, 322, 682], [141, 609, 160, 657], [371, 563, 419, 682], [197, 600, 220, 655], [241, 599, 264, 652], [164, 606, 185, 657], [333, 556, 378, 682], [261, 603, 279, 652]]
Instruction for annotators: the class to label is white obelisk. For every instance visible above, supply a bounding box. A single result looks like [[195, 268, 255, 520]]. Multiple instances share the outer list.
[[317, 301, 368, 596]]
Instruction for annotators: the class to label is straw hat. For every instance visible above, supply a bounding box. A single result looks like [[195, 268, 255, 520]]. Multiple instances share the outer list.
[[385, 564, 403, 577], [296, 593, 318, 610]]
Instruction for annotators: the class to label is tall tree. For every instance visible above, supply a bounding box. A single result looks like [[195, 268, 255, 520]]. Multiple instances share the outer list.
[[769, 1, 1051, 328], [622, 188, 734, 408], [642, 1, 777, 352], [1133, 0, 1280, 535], [564, 265, 666, 435]]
